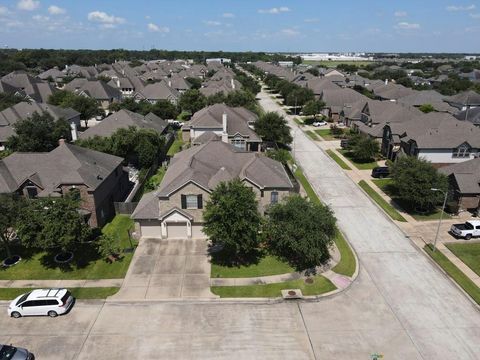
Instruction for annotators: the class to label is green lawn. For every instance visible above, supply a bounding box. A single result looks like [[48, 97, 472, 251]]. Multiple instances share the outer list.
[[294, 166, 321, 204], [0, 215, 136, 280], [0, 287, 119, 300], [294, 118, 304, 126], [445, 242, 480, 277], [211, 275, 336, 297], [326, 150, 352, 170], [143, 166, 166, 192], [314, 129, 335, 141], [211, 255, 294, 278], [372, 178, 451, 221], [338, 149, 378, 170], [167, 130, 184, 156], [306, 130, 320, 141], [358, 180, 407, 222], [424, 244, 480, 305], [332, 231, 356, 277]]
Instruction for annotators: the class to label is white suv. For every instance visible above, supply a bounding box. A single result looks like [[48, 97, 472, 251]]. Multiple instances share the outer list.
[[8, 288, 74, 318]]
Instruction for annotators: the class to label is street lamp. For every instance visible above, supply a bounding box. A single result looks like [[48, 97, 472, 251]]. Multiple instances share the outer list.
[[430, 188, 448, 252]]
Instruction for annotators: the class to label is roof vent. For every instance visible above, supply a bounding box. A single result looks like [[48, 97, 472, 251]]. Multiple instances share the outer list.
[[96, 175, 103, 180]]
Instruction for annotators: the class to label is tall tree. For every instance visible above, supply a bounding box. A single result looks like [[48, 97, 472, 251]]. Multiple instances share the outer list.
[[302, 99, 326, 119], [264, 195, 336, 270], [351, 135, 379, 162], [48, 91, 102, 126], [7, 112, 70, 152], [178, 89, 206, 114], [254, 112, 293, 146], [203, 179, 262, 262], [0, 92, 26, 111]]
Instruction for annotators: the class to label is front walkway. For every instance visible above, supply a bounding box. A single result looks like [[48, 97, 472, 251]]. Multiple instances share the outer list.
[[110, 238, 217, 300]]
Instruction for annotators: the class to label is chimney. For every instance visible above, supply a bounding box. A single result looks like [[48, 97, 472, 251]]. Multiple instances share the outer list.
[[58, 138, 66, 146], [385, 79, 388, 85], [168, 80, 172, 87], [70, 122, 78, 142], [231, 78, 235, 90], [221, 113, 228, 143], [116, 78, 121, 88]]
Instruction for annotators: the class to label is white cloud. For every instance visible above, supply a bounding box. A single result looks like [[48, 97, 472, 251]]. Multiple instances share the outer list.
[[395, 22, 420, 30], [280, 28, 299, 36], [394, 11, 407, 17], [258, 7, 290, 14], [0, 6, 10, 15], [222, 12, 235, 18], [87, 11, 125, 25], [33, 14, 49, 21], [17, 0, 40, 11], [470, 13, 480, 18], [48, 5, 65, 15], [204, 20, 222, 26], [147, 23, 169, 33], [304, 18, 319, 23], [446, 4, 476, 11]]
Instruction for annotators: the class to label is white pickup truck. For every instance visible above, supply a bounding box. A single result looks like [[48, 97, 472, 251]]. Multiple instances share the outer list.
[[450, 220, 480, 240]]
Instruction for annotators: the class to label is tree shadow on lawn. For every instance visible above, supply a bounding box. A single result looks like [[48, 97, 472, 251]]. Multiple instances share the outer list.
[[39, 242, 103, 272], [209, 247, 265, 268]]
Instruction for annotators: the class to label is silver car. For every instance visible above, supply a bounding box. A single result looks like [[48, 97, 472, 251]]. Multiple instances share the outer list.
[[0, 344, 34, 360]]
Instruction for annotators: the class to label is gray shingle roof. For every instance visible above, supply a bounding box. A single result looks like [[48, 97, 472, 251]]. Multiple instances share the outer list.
[[64, 79, 121, 100], [440, 157, 480, 194], [136, 82, 179, 101], [454, 107, 480, 126], [79, 109, 167, 139], [0, 143, 123, 195], [1, 71, 55, 103]]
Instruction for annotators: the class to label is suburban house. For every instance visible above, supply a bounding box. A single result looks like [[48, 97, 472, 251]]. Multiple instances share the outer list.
[[372, 82, 416, 101], [182, 103, 262, 151], [396, 90, 456, 113], [1, 71, 56, 103], [381, 112, 480, 166], [132, 139, 294, 239], [0, 101, 81, 150], [444, 90, 480, 111], [0, 141, 131, 227], [134, 81, 180, 104], [79, 109, 168, 139], [440, 158, 480, 213], [319, 87, 368, 120], [455, 107, 480, 126], [64, 79, 122, 111]]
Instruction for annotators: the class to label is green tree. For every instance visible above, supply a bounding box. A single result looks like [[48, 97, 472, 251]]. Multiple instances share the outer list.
[[302, 99, 325, 119], [225, 90, 256, 108], [185, 77, 202, 90], [264, 195, 336, 270], [203, 179, 262, 262], [285, 87, 314, 108], [265, 149, 292, 164], [419, 104, 435, 113], [17, 198, 91, 255], [178, 89, 207, 114], [306, 67, 319, 77], [7, 112, 70, 152], [97, 233, 121, 259], [351, 135, 379, 162], [0, 92, 26, 111], [391, 156, 448, 212], [48, 91, 102, 126], [254, 112, 293, 146], [0, 194, 24, 259]]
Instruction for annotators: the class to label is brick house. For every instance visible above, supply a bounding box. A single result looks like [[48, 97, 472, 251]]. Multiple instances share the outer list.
[[0, 141, 131, 228]]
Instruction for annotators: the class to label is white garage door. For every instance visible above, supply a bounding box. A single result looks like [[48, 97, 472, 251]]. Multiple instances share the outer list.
[[140, 221, 162, 238], [191, 224, 206, 239], [167, 222, 188, 239]]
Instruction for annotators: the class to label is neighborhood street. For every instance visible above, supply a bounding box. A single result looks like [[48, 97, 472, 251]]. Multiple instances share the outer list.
[[1, 89, 479, 360]]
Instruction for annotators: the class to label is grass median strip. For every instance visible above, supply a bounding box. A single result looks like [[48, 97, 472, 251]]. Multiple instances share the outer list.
[[211, 275, 336, 298], [326, 150, 352, 170], [424, 244, 480, 305], [0, 287, 120, 300], [358, 180, 407, 222], [332, 231, 356, 277], [294, 166, 320, 204], [306, 130, 320, 141]]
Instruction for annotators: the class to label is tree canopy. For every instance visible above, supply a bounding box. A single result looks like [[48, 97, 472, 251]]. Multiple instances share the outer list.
[[0, 92, 26, 111], [203, 179, 262, 263], [349, 135, 379, 162], [48, 91, 103, 122], [264, 195, 336, 270], [109, 97, 179, 119], [254, 112, 293, 146], [302, 99, 326, 118], [178, 89, 207, 114], [7, 112, 70, 152], [391, 156, 448, 212]]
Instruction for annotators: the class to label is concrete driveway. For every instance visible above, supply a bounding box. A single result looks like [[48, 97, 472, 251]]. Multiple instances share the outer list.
[[112, 238, 216, 300]]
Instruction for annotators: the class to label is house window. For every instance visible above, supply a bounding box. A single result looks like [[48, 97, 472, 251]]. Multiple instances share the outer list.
[[25, 186, 38, 199], [231, 138, 246, 150], [453, 145, 471, 158], [186, 195, 198, 209], [271, 191, 279, 205]]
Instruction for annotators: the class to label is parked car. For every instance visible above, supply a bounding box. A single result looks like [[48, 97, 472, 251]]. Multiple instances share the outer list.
[[450, 220, 480, 240], [340, 139, 349, 149], [8, 289, 74, 318], [312, 121, 327, 127], [0, 344, 33, 360], [371, 166, 390, 178]]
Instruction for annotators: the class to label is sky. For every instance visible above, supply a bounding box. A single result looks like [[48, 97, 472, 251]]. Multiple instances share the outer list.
[[0, 0, 479, 52]]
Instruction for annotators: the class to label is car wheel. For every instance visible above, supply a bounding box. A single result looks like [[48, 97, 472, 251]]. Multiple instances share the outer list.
[[11, 311, 21, 318], [465, 234, 472, 240], [48, 310, 58, 317]]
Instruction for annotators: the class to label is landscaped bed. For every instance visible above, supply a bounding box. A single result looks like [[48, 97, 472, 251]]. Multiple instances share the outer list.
[[372, 178, 451, 221], [211, 275, 336, 297], [445, 242, 480, 277], [211, 255, 294, 278], [424, 244, 480, 305], [0, 215, 135, 280], [0, 287, 119, 300]]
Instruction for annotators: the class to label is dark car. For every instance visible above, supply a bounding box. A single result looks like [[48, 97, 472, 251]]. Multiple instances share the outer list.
[[0, 344, 33, 360], [371, 166, 390, 178]]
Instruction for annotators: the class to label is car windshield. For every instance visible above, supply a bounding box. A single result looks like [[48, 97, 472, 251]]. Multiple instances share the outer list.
[[0, 345, 17, 360], [465, 222, 474, 230], [16, 292, 30, 306]]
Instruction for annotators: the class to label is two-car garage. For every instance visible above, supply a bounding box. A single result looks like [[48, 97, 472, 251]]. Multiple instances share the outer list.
[[136, 210, 206, 240]]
